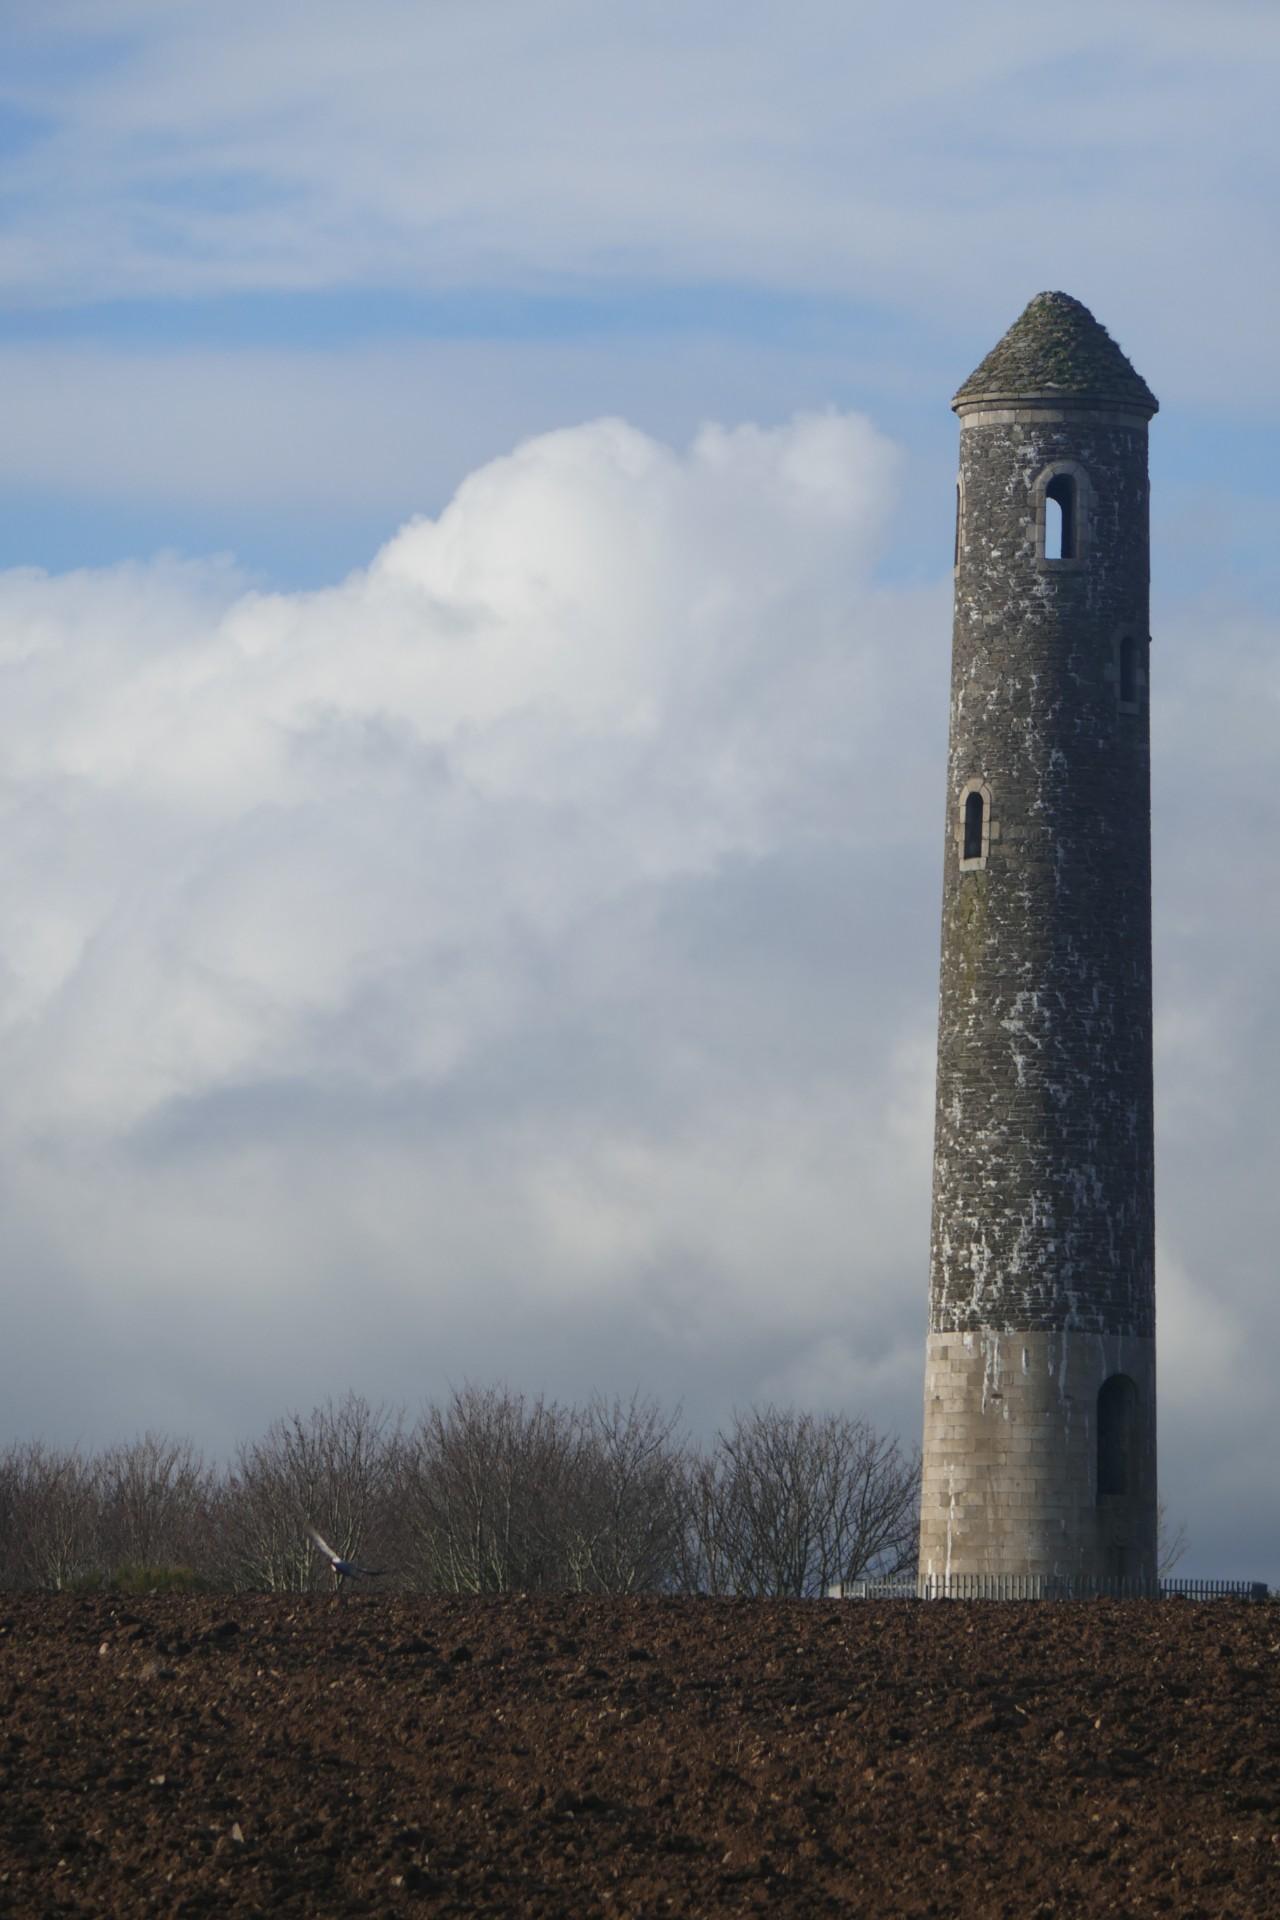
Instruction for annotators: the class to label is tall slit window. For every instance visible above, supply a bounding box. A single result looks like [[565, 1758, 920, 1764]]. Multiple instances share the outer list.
[[1045, 473, 1076, 560], [1097, 1375, 1138, 1498], [963, 789, 985, 861]]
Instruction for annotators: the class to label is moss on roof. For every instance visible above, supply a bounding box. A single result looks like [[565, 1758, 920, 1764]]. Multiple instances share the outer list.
[[953, 292, 1158, 415]]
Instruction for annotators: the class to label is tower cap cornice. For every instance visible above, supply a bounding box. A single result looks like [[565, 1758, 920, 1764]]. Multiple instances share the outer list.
[[953, 292, 1158, 419]]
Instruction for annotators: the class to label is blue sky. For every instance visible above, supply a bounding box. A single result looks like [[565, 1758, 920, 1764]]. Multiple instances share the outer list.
[[0, 1, 1278, 1579], [2, 1, 1277, 595]]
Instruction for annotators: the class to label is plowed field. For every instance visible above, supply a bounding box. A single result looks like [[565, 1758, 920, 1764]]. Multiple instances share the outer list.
[[1, 1593, 1277, 1916]]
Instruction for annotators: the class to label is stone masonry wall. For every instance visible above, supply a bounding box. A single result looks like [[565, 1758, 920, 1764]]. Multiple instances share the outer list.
[[929, 407, 1155, 1341], [921, 396, 1157, 1582], [918, 1328, 1157, 1582]]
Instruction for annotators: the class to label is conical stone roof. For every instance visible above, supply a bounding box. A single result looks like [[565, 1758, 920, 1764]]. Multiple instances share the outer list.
[[953, 292, 1157, 416]]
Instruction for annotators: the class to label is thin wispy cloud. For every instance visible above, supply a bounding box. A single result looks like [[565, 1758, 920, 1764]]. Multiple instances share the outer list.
[[2, 3, 1278, 405]]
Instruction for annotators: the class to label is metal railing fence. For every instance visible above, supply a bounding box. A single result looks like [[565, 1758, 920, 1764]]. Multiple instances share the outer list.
[[829, 1573, 1270, 1602]]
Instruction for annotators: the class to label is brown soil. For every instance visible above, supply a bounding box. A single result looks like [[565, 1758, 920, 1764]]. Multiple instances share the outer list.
[[1, 1593, 1277, 1916]]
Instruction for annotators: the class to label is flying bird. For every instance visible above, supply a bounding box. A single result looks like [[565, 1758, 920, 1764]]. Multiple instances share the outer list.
[[307, 1525, 389, 1590]]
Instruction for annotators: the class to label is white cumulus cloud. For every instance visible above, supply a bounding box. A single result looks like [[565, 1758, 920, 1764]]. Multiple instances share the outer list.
[[0, 409, 942, 1453], [1, 405, 1276, 1584]]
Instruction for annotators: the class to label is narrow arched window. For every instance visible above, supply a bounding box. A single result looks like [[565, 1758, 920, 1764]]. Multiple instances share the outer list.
[[1097, 1375, 1138, 1498], [1119, 634, 1139, 706], [1045, 473, 1076, 560], [958, 779, 993, 869], [963, 790, 984, 861], [954, 480, 961, 567]]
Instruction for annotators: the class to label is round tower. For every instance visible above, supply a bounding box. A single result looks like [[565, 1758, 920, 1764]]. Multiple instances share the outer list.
[[919, 292, 1158, 1586]]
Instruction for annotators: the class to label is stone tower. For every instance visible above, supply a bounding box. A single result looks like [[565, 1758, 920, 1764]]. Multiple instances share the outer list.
[[919, 292, 1158, 1585]]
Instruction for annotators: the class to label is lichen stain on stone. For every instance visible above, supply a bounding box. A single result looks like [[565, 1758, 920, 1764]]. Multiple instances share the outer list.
[[948, 875, 988, 999]]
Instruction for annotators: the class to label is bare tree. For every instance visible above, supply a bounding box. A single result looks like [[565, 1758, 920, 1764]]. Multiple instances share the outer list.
[[399, 1384, 587, 1592], [674, 1441, 756, 1596], [564, 1394, 689, 1593], [217, 1395, 399, 1591], [0, 1442, 103, 1590], [0, 1450, 15, 1587], [824, 1417, 920, 1587], [683, 1407, 919, 1598], [1157, 1497, 1189, 1577], [96, 1433, 216, 1577]]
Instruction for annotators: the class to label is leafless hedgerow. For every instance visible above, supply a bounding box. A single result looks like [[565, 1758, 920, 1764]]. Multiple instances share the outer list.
[[216, 1395, 400, 1592], [681, 1406, 919, 1598], [0, 1390, 917, 1596]]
